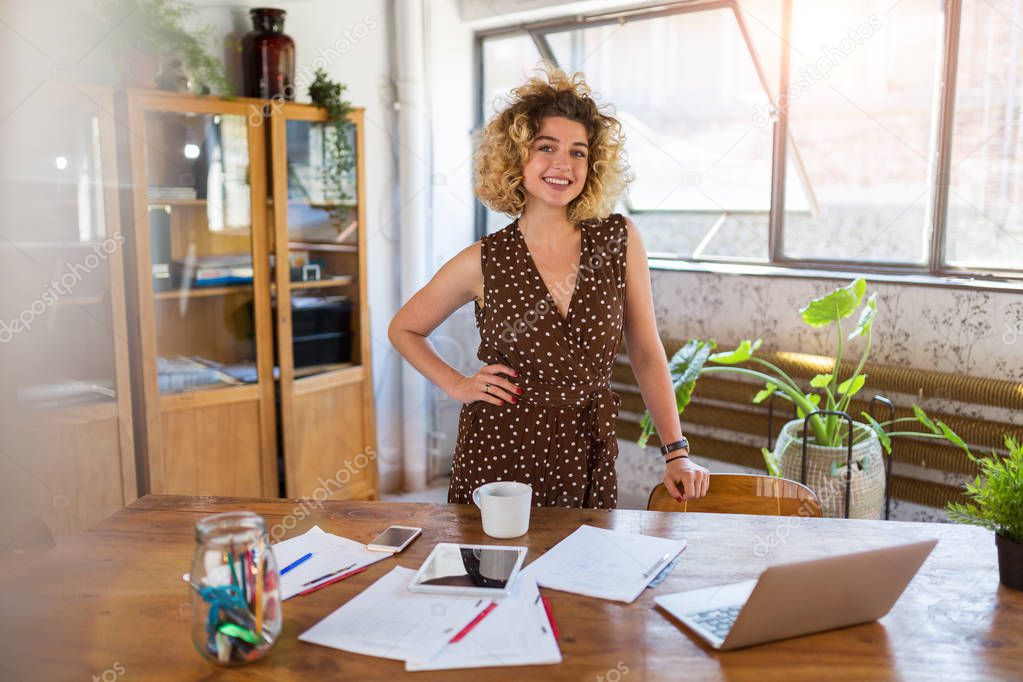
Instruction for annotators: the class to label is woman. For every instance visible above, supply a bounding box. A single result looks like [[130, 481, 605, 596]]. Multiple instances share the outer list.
[[388, 67, 709, 508]]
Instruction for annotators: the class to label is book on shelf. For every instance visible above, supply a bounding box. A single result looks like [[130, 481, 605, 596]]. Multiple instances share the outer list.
[[148, 186, 197, 201]]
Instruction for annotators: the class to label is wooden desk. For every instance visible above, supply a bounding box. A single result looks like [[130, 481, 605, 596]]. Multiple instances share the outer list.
[[1, 495, 1019, 680]]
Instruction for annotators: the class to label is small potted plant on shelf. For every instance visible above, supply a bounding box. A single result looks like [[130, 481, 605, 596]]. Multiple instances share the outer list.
[[948, 436, 1023, 590], [97, 0, 233, 94], [302, 68, 357, 242], [637, 278, 972, 519]]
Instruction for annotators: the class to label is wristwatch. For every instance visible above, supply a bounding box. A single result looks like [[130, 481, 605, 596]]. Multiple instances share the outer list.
[[660, 437, 690, 457]]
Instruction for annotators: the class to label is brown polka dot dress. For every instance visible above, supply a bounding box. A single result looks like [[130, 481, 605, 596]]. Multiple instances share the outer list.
[[448, 213, 628, 509]]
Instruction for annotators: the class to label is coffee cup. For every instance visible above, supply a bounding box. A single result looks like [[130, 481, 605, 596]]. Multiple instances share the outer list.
[[471, 481, 532, 539]]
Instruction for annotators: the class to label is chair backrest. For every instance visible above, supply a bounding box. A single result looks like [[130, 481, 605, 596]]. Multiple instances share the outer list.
[[647, 473, 822, 517]]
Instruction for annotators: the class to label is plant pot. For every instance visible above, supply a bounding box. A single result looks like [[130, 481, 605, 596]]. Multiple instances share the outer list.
[[775, 419, 886, 519], [119, 48, 160, 89], [996, 533, 1023, 591]]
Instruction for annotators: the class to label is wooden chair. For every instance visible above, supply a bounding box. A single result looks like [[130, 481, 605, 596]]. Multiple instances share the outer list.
[[647, 473, 822, 517]]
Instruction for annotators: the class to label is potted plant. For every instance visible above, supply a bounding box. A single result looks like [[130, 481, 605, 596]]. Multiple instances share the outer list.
[[637, 278, 972, 518], [97, 0, 233, 94], [307, 68, 356, 205], [948, 436, 1023, 590]]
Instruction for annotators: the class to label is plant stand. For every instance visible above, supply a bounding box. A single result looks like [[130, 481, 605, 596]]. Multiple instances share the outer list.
[[767, 396, 894, 520]]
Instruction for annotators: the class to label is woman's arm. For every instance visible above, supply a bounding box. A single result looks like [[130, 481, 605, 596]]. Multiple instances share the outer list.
[[387, 242, 520, 407], [621, 216, 710, 500]]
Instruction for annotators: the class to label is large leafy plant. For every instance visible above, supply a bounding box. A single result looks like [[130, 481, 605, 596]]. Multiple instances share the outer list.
[[948, 437, 1023, 544], [637, 278, 971, 472]]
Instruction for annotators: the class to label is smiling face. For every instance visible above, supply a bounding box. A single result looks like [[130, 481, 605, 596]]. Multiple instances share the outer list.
[[521, 116, 590, 212]]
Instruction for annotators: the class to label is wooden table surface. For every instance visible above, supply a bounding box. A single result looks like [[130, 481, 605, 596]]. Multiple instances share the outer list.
[[0, 495, 1019, 681]]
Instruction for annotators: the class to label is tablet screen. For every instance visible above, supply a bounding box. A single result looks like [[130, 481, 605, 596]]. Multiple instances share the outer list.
[[412, 545, 523, 589]]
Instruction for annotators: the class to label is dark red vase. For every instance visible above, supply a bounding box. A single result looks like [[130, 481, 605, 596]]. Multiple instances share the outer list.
[[242, 8, 295, 100]]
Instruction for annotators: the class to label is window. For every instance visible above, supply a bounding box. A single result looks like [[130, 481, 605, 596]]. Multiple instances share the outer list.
[[946, 0, 1023, 271], [781, 0, 941, 265], [546, 5, 778, 262], [476, 0, 1023, 281]]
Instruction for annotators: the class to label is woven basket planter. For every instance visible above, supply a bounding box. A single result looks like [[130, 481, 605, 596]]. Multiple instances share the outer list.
[[776, 419, 886, 519]]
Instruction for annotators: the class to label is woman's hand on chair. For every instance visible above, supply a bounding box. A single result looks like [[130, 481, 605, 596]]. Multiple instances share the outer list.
[[663, 456, 710, 502]]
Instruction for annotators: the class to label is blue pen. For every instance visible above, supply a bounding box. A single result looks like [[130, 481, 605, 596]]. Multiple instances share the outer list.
[[280, 552, 313, 576]]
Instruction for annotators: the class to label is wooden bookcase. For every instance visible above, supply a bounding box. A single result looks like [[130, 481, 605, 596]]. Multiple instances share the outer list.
[[270, 103, 378, 501], [121, 90, 376, 501]]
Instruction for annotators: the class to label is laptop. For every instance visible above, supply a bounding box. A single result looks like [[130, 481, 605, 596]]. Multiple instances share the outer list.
[[654, 538, 937, 651]]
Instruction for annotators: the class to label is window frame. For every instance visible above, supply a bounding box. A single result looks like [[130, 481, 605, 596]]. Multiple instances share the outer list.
[[473, 0, 1023, 287]]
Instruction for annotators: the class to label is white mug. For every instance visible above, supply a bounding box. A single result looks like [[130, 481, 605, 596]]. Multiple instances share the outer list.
[[472, 481, 532, 539]]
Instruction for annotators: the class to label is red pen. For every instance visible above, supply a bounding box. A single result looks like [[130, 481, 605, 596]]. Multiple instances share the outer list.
[[541, 596, 559, 640], [449, 601, 498, 643], [295, 565, 369, 597]]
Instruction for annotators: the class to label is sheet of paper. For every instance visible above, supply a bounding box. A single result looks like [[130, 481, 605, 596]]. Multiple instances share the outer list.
[[298, 566, 494, 662], [274, 525, 389, 600], [406, 574, 561, 671], [521, 524, 687, 603]]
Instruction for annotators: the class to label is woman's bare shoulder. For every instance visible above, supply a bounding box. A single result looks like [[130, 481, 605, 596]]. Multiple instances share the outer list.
[[437, 239, 484, 306]]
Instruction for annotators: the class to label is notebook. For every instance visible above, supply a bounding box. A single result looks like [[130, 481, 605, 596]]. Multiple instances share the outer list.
[[521, 524, 687, 603]]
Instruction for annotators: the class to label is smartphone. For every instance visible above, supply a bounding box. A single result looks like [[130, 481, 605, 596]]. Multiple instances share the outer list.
[[366, 525, 422, 553]]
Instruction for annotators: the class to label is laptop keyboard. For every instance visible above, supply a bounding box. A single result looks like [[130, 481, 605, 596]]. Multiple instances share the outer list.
[[691, 604, 742, 639]]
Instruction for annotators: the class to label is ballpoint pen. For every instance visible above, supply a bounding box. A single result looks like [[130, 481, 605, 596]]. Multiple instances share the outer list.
[[280, 552, 313, 576], [301, 563, 357, 587], [642, 552, 672, 579]]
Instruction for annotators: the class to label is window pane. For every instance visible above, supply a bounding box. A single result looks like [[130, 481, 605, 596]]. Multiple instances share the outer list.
[[547, 6, 777, 260], [481, 34, 544, 236], [782, 0, 941, 264], [945, 0, 1023, 271]]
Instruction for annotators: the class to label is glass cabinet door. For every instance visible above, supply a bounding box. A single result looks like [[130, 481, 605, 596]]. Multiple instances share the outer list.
[[278, 117, 360, 378], [0, 82, 136, 536], [140, 110, 261, 394]]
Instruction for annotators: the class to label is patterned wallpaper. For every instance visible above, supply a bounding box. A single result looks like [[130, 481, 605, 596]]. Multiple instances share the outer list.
[[650, 271, 1023, 383]]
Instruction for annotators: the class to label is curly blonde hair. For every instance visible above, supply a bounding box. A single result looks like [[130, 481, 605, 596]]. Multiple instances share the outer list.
[[473, 66, 633, 224]]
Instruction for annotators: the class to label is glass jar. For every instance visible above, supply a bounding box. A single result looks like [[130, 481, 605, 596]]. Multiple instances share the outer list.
[[188, 511, 282, 665], [241, 8, 296, 100]]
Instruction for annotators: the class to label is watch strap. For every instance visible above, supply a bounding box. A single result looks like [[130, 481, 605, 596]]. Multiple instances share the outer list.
[[660, 437, 690, 456]]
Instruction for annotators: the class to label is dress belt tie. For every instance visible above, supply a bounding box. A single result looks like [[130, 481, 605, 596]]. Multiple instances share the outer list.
[[517, 382, 622, 460]]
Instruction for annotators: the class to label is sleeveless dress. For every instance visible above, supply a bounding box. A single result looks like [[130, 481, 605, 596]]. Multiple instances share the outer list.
[[448, 213, 628, 509]]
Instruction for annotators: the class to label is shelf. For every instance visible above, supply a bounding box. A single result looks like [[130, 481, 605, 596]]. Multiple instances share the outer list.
[[288, 241, 358, 253], [293, 362, 355, 378], [147, 198, 205, 207], [283, 198, 357, 209], [153, 285, 253, 300], [289, 276, 355, 291]]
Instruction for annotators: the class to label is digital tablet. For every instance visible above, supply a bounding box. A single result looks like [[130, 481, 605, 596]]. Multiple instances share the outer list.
[[407, 543, 528, 596]]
